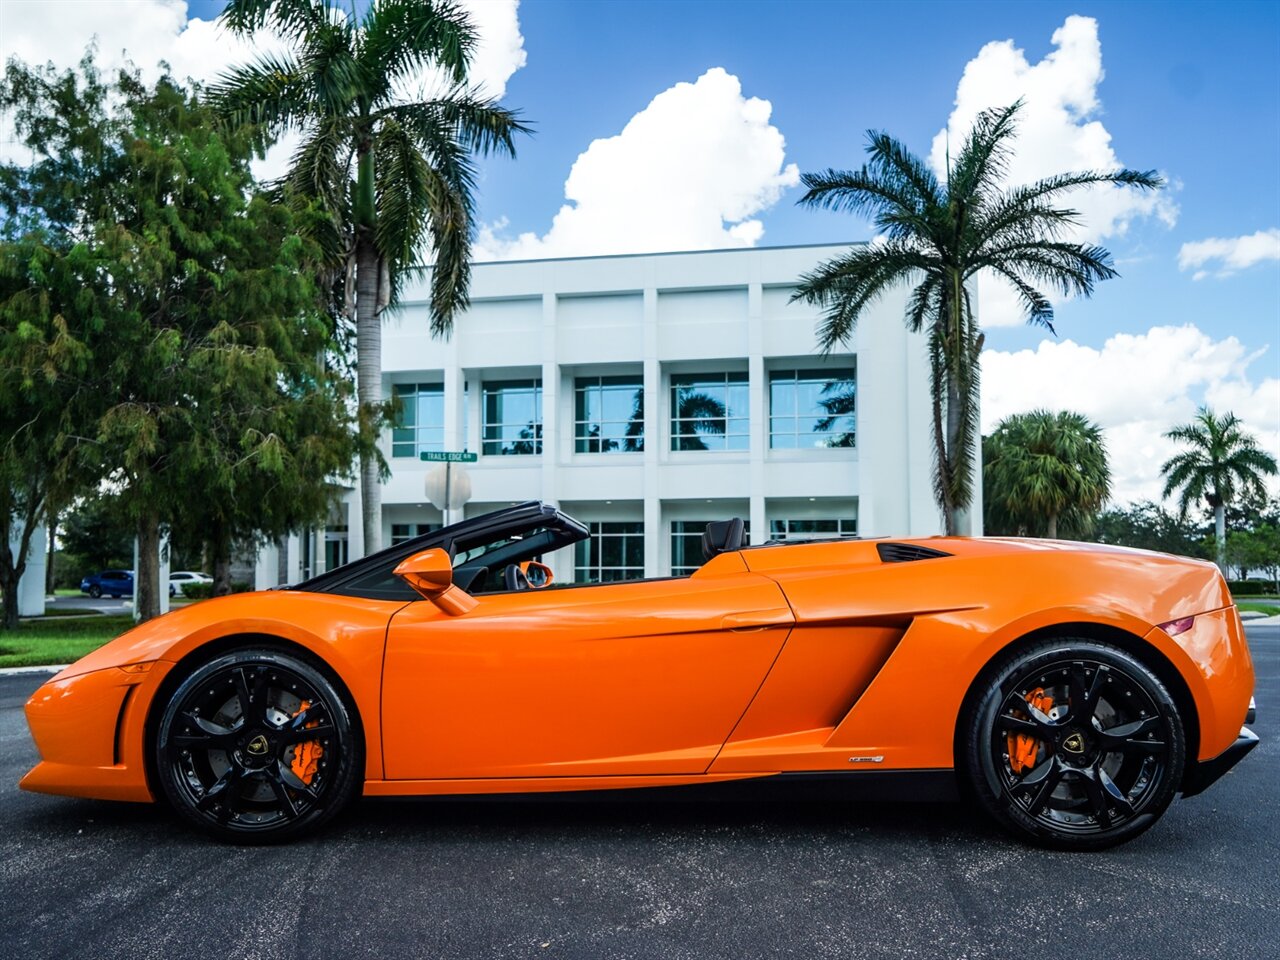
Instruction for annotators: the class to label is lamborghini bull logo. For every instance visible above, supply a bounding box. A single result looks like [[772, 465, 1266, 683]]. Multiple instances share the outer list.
[[1062, 732, 1086, 754], [246, 734, 270, 756]]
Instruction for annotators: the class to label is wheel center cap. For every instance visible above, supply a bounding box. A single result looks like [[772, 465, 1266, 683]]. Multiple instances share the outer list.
[[246, 734, 270, 757], [1062, 731, 1087, 754]]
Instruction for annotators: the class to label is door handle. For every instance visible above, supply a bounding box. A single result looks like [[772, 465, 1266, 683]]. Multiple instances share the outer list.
[[721, 608, 793, 631]]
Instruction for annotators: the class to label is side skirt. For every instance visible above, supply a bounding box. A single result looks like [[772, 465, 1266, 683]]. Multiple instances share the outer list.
[[362, 769, 958, 804]]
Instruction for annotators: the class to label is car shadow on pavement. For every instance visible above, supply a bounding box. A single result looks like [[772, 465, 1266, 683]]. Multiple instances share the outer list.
[[12, 791, 999, 848]]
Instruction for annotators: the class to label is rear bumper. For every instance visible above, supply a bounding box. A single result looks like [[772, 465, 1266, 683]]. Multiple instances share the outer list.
[[1182, 725, 1259, 798]]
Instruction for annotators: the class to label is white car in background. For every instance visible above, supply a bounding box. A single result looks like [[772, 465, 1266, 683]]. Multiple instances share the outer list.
[[168, 571, 213, 597]]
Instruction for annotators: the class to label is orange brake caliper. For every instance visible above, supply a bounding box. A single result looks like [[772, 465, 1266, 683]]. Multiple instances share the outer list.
[[1007, 687, 1054, 774], [289, 699, 324, 785]]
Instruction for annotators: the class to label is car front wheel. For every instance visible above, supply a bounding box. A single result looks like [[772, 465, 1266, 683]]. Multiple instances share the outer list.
[[88, 585, 101, 599], [961, 639, 1185, 851], [154, 648, 361, 843]]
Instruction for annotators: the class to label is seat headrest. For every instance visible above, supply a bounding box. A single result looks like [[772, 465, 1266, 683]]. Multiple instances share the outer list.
[[701, 518, 746, 562]]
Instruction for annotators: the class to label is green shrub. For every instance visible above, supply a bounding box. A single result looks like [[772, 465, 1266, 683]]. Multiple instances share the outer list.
[[1227, 580, 1271, 596], [180, 581, 253, 600]]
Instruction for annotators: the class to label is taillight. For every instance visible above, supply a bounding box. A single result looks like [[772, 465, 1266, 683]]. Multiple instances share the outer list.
[[1158, 616, 1195, 637]]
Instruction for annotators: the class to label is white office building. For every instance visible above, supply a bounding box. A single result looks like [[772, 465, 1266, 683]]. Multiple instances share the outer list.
[[255, 242, 973, 588]]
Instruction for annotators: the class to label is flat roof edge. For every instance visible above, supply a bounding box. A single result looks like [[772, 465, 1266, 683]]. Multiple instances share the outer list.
[[408, 240, 868, 271]]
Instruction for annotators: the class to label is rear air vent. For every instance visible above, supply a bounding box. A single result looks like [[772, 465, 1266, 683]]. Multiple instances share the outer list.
[[876, 542, 952, 563]]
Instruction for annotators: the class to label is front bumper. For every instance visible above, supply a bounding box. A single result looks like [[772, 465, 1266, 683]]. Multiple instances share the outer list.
[[19, 662, 169, 803]]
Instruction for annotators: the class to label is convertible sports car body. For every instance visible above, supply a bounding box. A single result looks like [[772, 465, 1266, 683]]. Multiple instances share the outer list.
[[21, 502, 1258, 848]]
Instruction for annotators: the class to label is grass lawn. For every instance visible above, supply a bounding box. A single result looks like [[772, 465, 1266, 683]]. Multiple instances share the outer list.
[[28, 607, 106, 618], [1238, 601, 1279, 616], [0, 615, 135, 668]]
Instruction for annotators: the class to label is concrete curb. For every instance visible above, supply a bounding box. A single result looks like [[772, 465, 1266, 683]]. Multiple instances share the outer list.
[[1246, 614, 1280, 626], [0, 664, 67, 677]]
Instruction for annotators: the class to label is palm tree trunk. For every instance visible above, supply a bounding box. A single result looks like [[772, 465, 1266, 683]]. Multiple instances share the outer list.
[[1214, 503, 1226, 569], [928, 329, 956, 535], [356, 229, 382, 557], [135, 509, 161, 622], [1046, 513, 1058, 539]]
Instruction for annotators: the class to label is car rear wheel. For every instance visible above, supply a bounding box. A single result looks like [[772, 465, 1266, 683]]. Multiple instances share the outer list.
[[155, 648, 361, 843], [961, 639, 1185, 851]]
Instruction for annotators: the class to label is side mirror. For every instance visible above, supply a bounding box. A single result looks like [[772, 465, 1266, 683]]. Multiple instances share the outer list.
[[521, 560, 554, 588], [393, 549, 476, 615]]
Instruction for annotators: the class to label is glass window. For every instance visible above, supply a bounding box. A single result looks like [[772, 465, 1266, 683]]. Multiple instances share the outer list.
[[769, 517, 858, 541], [575, 376, 644, 453], [483, 380, 542, 455], [574, 521, 644, 583], [670, 372, 749, 451], [670, 520, 750, 576], [391, 383, 444, 458], [390, 522, 442, 546], [769, 368, 856, 449]]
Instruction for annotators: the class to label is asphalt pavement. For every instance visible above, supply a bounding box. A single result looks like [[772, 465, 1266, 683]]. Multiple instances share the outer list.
[[1, 626, 1276, 960]]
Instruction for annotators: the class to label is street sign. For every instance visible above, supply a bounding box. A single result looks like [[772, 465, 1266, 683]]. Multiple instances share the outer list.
[[420, 450, 477, 463]]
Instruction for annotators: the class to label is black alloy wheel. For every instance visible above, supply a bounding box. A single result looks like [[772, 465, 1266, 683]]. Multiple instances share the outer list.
[[88, 585, 102, 599], [155, 648, 360, 843], [962, 639, 1185, 850]]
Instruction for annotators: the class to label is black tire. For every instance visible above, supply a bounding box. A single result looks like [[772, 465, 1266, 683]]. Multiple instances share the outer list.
[[960, 639, 1185, 851], [154, 648, 361, 843], [88, 585, 102, 599]]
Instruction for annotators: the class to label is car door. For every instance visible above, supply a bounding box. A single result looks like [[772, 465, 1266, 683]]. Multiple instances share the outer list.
[[380, 569, 794, 780]]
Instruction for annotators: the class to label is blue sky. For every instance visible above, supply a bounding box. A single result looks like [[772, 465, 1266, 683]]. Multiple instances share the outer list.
[[6, 0, 1279, 502]]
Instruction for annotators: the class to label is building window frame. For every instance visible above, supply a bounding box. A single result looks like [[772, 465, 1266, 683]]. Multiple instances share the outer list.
[[482, 379, 543, 456], [768, 366, 857, 450], [768, 517, 858, 541], [574, 375, 644, 454], [390, 522, 442, 546], [669, 371, 749, 452], [391, 382, 445, 459], [574, 521, 644, 583]]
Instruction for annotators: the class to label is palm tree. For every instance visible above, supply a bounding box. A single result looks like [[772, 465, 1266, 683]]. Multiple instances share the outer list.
[[211, 0, 529, 554], [793, 101, 1161, 534], [1161, 407, 1278, 566], [983, 410, 1111, 539]]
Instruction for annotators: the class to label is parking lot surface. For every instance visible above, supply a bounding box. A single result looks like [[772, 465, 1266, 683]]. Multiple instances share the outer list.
[[1, 626, 1275, 960]]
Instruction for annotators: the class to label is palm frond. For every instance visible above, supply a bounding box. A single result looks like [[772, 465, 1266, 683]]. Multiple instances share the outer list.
[[793, 242, 935, 353], [221, 0, 335, 42], [947, 100, 1022, 203], [208, 53, 314, 140], [360, 0, 474, 99], [380, 93, 530, 159], [285, 117, 351, 213], [796, 167, 931, 241], [985, 264, 1056, 332], [864, 130, 942, 210]]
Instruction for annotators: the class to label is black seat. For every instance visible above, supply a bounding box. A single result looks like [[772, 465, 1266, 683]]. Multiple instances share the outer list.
[[702, 518, 746, 562]]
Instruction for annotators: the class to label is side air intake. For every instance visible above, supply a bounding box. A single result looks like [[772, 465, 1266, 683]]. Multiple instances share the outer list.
[[876, 542, 952, 563]]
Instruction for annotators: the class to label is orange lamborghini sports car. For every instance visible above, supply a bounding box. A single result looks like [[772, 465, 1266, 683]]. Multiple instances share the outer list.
[[21, 502, 1258, 849]]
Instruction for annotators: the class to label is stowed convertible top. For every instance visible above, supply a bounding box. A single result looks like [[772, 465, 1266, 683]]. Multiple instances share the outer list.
[[291, 501, 589, 601]]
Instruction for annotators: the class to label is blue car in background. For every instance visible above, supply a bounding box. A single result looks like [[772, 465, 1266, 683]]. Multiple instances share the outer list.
[[80, 569, 133, 599]]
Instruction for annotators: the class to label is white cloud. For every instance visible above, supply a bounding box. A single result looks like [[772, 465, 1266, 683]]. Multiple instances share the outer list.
[[0, 0, 527, 179], [932, 15, 1178, 328], [475, 67, 799, 260], [458, 0, 526, 101], [982, 325, 1280, 505], [1179, 228, 1280, 280]]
